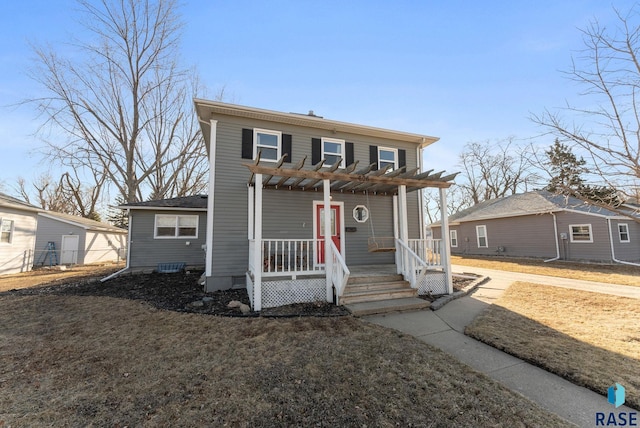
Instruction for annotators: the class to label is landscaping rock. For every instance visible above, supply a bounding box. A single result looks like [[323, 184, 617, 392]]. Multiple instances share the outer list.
[[190, 300, 204, 308], [239, 303, 251, 314], [227, 300, 242, 308]]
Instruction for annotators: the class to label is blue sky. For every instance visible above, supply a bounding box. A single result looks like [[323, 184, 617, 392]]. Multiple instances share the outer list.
[[0, 0, 635, 195]]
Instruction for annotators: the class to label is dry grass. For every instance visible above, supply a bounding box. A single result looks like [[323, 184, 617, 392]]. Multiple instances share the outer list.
[[0, 295, 569, 427], [452, 255, 640, 286], [0, 264, 123, 292], [466, 281, 640, 410]]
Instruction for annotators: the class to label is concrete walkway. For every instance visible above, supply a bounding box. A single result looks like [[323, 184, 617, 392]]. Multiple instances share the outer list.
[[363, 267, 638, 427]]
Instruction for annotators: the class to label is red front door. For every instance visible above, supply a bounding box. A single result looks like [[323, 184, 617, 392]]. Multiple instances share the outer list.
[[316, 203, 341, 264]]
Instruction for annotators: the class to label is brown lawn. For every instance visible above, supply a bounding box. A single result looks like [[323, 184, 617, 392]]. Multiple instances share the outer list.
[[0, 294, 568, 427], [0, 263, 123, 292], [452, 255, 640, 286], [466, 281, 640, 410]]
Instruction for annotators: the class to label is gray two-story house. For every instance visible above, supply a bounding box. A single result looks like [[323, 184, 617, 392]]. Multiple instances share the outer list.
[[193, 100, 456, 311]]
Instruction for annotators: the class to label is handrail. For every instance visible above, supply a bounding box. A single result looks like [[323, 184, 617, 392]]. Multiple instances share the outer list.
[[396, 238, 429, 289], [408, 238, 442, 267], [328, 239, 350, 304]]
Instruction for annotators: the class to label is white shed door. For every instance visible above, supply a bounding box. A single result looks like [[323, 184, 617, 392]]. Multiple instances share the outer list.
[[61, 235, 79, 264]]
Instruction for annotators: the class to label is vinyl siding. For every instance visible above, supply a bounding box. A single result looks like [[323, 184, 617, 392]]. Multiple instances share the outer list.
[[128, 210, 207, 268], [0, 208, 37, 275], [83, 231, 127, 264], [611, 220, 640, 262], [208, 114, 422, 288], [35, 216, 87, 265], [555, 211, 612, 262]]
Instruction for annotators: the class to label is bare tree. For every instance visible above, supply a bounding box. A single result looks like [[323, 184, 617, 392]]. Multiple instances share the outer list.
[[457, 138, 539, 205], [423, 187, 472, 225], [532, 6, 640, 205], [28, 0, 207, 204]]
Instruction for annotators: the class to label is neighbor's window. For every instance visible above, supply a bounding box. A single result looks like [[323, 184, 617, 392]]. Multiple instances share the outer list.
[[0, 219, 14, 243], [378, 147, 398, 171], [353, 205, 369, 223], [569, 224, 593, 243], [155, 215, 198, 239], [450, 230, 458, 247], [618, 223, 630, 243], [322, 137, 345, 167], [476, 225, 488, 248], [254, 128, 281, 162]]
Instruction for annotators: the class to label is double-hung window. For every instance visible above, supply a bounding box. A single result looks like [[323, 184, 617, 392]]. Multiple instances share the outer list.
[[450, 230, 458, 247], [569, 224, 592, 243], [322, 137, 345, 167], [155, 215, 198, 239], [254, 129, 281, 162], [618, 224, 630, 243], [378, 147, 398, 171], [0, 219, 14, 243], [476, 225, 488, 248]]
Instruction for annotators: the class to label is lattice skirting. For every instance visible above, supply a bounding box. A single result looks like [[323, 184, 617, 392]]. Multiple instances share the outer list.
[[261, 278, 326, 309], [417, 270, 447, 295]]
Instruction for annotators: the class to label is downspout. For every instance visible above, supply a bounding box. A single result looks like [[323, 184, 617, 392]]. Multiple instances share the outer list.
[[101, 210, 132, 282], [544, 212, 560, 263], [607, 218, 640, 267]]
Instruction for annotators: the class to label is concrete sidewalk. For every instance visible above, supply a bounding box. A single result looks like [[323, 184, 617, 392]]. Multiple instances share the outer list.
[[363, 270, 638, 427]]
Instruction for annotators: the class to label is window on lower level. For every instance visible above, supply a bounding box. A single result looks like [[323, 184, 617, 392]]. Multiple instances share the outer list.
[[0, 219, 14, 243], [450, 230, 458, 247], [618, 223, 630, 243], [155, 215, 198, 239], [569, 224, 593, 243], [476, 225, 488, 248]]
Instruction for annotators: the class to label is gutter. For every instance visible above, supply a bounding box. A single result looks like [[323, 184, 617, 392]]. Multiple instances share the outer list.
[[607, 218, 640, 267], [544, 212, 560, 262], [100, 210, 132, 282]]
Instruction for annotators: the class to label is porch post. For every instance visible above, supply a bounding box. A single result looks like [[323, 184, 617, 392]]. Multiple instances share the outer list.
[[323, 179, 333, 302], [393, 195, 400, 273], [205, 120, 218, 279], [253, 174, 263, 311], [398, 184, 409, 245], [247, 185, 254, 240], [439, 187, 453, 294]]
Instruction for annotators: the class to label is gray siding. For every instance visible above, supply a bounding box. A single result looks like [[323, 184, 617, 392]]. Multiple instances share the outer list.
[[0, 207, 37, 275], [208, 114, 423, 289], [35, 216, 86, 265], [554, 211, 612, 262], [611, 220, 640, 263], [128, 210, 207, 268]]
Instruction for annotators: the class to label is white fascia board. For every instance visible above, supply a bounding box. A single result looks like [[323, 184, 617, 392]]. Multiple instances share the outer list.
[[120, 206, 207, 212]]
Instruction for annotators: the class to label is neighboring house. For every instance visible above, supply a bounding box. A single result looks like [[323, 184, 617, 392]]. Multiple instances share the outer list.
[[193, 100, 457, 310], [430, 191, 640, 265], [34, 211, 127, 266], [0, 193, 39, 275], [118, 195, 208, 270]]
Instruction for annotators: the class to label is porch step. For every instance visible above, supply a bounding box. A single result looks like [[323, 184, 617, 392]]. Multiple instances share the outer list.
[[346, 273, 404, 285], [345, 297, 430, 316], [340, 275, 416, 305]]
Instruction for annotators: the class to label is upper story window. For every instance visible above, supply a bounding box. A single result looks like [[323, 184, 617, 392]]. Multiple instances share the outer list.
[[476, 225, 488, 248], [322, 137, 345, 167], [254, 129, 282, 162], [450, 230, 458, 247], [378, 147, 398, 171], [0, 219, 14, 243], [569, 224, 592, 243], [155, 215, 198, 239], [618, 223, 630, 243]]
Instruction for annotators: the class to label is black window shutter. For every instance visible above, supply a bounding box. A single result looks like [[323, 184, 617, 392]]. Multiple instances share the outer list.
[[241, 128, 253, 159], [282, 134, 292, 163], [398, 149, 406, 169], [345, 142, 354, 166], [312, 138, 322, 165], [369, 145, 378, 170]]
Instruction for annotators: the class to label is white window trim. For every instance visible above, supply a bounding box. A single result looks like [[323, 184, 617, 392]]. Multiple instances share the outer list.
[[450, 229, 458, 248], [154, 214, 199, 239], [253, 128, 281, 162], [321, 137, 345, 167], [618, 223, 630, 243], [0, 218, 14, 244], [378, 146, 398, 171], [476, 225, 488, 248], [569, 224, 593, 243], [353, 205, 369, 223]]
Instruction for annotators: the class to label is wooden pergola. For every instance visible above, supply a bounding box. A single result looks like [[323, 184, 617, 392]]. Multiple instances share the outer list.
[[243, 154, 458, 310]]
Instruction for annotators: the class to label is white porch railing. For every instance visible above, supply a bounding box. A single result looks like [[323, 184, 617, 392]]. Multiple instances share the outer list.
[[252, 238, 324, 278], [328, 239, 350, 304], [408, 238, 443, 268], [396, 238, 429, 289]]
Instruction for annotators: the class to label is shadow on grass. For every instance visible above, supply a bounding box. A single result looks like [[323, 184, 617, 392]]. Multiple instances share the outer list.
[[466, 304, 640, 410]]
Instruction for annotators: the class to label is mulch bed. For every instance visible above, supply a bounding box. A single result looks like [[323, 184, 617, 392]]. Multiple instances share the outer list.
[[1, 270, 475, 317]]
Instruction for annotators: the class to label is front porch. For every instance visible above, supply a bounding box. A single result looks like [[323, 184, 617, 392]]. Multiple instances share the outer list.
[[246, 237, 449, 310]]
